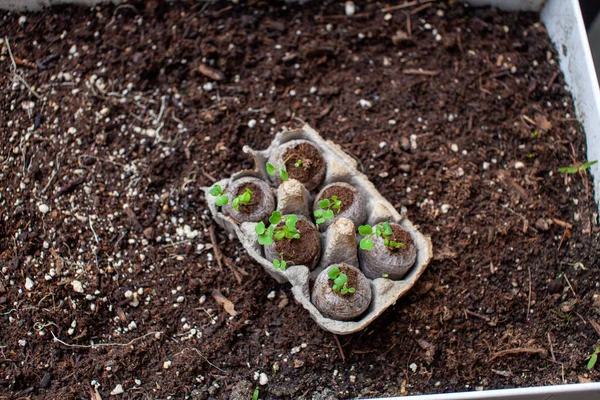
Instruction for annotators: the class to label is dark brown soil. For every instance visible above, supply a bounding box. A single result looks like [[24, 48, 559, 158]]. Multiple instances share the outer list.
[[319, 184, 355, 213], [1, 1, 600, 399], [235, 182, 262, 214], [273, 219, 321, 268], [386, 224, 415, 255], [283, 142, 326, 190]]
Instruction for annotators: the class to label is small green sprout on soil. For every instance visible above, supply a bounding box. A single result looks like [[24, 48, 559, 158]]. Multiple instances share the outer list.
[[328, 266, 355, 295], [382, 273, 389, 278], [359, 222, 405, 251], [294, 159, 303, 168], [531, 129, 539, 137], [251, 387, 259, 400], [266, 161, 289, 181], [232, 188, 252, 211], [273, 254, 287, 271], [255, 211, 300, 246], [558, 160, 597, 174], [313, 196, 342, 225], [587, 345, 600, 370], [209, 184, 229, 206]]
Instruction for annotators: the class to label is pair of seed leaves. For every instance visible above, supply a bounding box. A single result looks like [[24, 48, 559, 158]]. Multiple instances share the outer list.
[[209, 184, 252, 211], [328, 266, 355, 295], [358, 222, 405, 251], [254, 211, 300, 246], [314, 196, 341, 225]]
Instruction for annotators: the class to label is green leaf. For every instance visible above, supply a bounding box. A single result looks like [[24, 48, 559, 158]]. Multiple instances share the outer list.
[[332, 284, 339, 292], [580, 160, 598, 171], [331, 196, 338, 202], [274, 230, 286, 241], [285, 230, 295, 239], [286, 214, 298, 227], [252, 387, 260, 400], [348, 287, 355, 293], [266, 162, 276, 175], [269, 211, 282, 225], [280, 260, 287, 271], [273, 259, 281, 269], [531, 129, 539, 137], [209, 184, 222, 196], [334, 274, 348, 287], [360, 238, 373, 251], [328, 266, 340, 280], [292, 233, 300, 239], [383, 238, 389, 246], [314, 209, 324, 217], [390, 241, 405, 248], [558, 166, 578, 174], [341, 287, 348, 295], [382, 273, 389, 278], [215, 195, 228, 207], [258, 234, 272, 246], [318, 199, 331, 209], [232, 197, 240, 211], [588, 353, 598, 370], [255, 222, 266, 235], [382, 222, 393, 236], [324, 210, 334, 220], [280, 169, 289, 181], [316, 217, 325, 224], [375, 225, 382, 237], [294, 159, 303, 168], [358, 225, 372, 235]]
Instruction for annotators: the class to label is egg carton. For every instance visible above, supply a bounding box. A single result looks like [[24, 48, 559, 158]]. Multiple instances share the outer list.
[[203, 124, 432, 335]]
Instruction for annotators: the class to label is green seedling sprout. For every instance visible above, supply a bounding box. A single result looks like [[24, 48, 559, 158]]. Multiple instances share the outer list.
[[588, 345, 600, 370], [232, 188, 253, 211], [294, 159, 303, 168], [251, 387, 260, 400], [359, 222, 405, 251], [209, 184, 229, 207], [272, 254, 287, 271], [254, 211, 301, 246], [313, 196, 342, 225], [328, 266, 355, 295], [266, 160, 289, 181], [558, 160, 597, 174]]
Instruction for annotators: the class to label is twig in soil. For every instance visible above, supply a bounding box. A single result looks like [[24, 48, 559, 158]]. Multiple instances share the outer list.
[[208, 225, 224, 273], [89, 219, 99, 244], [402, 68, 440, 76], [211, 290, 238, 316], [410, 2, 432, 14], [589, 319, 600, 338], [173, 347, 227, 374], [333, 334, 346, 362], [202, 171, 217, 183], [381, 0, 436, 13], [563, 273, 579, 301], [123, 204, 144, 232], [547, 332, 557, 362], [490, 347, 548, 361], [51, 331, 161, 349], [527, 266, 532, 320], [465, 309, 490, 322], [5, 36, 42, 100], [314, 11, 371, 20]]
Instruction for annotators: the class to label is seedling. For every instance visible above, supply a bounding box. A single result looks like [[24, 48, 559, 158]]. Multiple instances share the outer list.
[[232, 188, 253, 211], [272, 254, 287, 271], [531, 129, 539, 137], [294, 159, 303, 168], [558, 160, 597, 174], [382, 273, 389, 278], [359, 222, 405, 251], [587, 345, 600, 370], [266, 161, 289, 181], [254, 211, 301, 246], [313, 196, 342, 225], [251, 387, 260, 400], [209, 184, 229, 207], [328, 266, 355, 295]]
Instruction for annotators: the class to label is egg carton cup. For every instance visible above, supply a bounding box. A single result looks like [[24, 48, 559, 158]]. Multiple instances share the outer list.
[[203, 124, 433, 335]]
